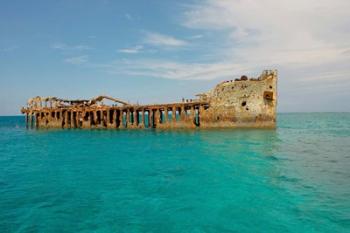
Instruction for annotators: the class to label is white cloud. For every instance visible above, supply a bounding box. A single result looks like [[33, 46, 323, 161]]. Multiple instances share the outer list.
[[183, 0, 350, 68], [144, 32, 188, 47], [87, 0, 350, 99], [189, 34, 203, 40], [51, 42, 91, 50], [96, 59, 248, 80], [105, 1, 349, 83], [64, 55, 89, 65], [117, 45, 143, 54]]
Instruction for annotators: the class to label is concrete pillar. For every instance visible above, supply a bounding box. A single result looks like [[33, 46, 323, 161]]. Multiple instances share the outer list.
[[134, 111, 138, 126], [172, 106, 176, 123], [119, 110, 124, 128], [59, 110, 63, 128], [199, 105, 204, 114], [102, 111, 106, 127], [181, 106, 186, 121], [45, 111, 49, 127], [67, 111, 70, 128], [199, 105, 205, 126], [35, 113, 39, 128], [90, 110, 97, 127], [95, 110, 100, 127], [149, 110, 153, 128], [154, 109, 160, 126], [126, 109, 130, 128], [113, 110, 117, 128], [81, 111, 88, 128], [70, 111, 76, 129], [58, 110, 61, 123], [74, 111, 77, 128], [32, 112, 36, 128], [101, 110, 104, 127], [107, 110, 110, 127], [47, 111, 51, 124], [63, 111, 67, 128], [69, 111, 73, 128], [191, 106, 196, 125], [77, 111, 81, 128], [87, 111, 91, 128], [71, 111, 75, 128], [48, 111, 52, 127], [141, 110, 145, 127]]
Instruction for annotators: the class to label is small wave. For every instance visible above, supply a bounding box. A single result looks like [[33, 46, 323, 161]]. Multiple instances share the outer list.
[[278, 175, 300, 183]]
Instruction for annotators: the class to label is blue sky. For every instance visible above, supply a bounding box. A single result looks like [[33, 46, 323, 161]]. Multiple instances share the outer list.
[[1, 0, 349, 115]]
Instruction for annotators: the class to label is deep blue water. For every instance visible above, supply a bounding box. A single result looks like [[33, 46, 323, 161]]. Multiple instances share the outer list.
[[0, 113, 349, 233]]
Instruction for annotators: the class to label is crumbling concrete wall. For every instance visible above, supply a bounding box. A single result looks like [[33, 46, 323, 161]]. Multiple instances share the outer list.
[[200, 70, 277, 128]]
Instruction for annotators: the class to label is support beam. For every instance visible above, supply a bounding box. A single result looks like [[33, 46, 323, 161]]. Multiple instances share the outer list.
[[21, 98, 211, 129], [126, 109, 130, 128], [141, 110, 145, 128], [113, 110, 117, 128], [154, 109, 160, 127], [119, 110, 124, 128], [65, 110, 69, 128], [106, 110, 110, 127], [149, 110, 153, 128], [93, 110, 97, 128], [134, 111, 138, 127], [181, 106, 186, 121], [191, 106, 196, 125], [172, 106, 176, 123]]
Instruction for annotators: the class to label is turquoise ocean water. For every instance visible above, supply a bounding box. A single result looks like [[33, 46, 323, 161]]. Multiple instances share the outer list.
[[0, 113, 349, 233]]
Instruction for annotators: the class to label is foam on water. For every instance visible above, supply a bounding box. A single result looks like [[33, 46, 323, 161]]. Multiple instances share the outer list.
[[0, 113, 349, 233]]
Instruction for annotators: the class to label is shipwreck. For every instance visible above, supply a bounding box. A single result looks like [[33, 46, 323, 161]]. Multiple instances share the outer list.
[[21, 70, 277, 129]]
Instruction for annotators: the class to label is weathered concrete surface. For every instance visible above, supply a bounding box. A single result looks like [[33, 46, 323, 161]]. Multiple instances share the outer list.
[[21, 70, 277, 129], [199, 70, 277, 128]]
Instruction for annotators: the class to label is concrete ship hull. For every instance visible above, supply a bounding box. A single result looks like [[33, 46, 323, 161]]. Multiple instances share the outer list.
[[21, 70, 277, 129]]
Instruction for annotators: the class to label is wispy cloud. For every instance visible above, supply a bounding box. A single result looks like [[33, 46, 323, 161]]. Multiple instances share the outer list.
[[84, 0, 350, 89], [189, 34, 203, 40], [144, 32, 188, 47], [0, 46, 19, 52], [100, 0, 349, 83], [64, 55, 89, 65], [95, 59, 247, 80], [51, 42, 91, 50], [182, 0, 350, 68], [117, 45, 143, 54], [125, 13, 132, 20]]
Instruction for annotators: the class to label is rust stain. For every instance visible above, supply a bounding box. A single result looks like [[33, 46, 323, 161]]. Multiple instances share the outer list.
[[21, 70, 277, 129]]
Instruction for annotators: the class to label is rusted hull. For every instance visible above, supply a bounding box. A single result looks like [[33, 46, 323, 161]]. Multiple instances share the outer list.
[[21, 103, 276, 129], [21, 70, 278, 129]]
